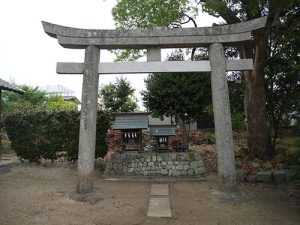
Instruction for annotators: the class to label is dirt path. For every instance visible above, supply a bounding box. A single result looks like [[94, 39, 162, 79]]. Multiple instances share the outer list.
[[0, 164, 299, 225]]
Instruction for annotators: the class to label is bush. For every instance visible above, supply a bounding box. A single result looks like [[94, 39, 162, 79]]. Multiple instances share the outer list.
[[4, 110, 111, 163], [204, 133, 215, 144], [231, 111, 246, 130], [1, 139, 13, 154]]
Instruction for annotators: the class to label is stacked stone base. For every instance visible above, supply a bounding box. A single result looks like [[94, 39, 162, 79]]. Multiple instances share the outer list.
[[104, 152, 206, 177]]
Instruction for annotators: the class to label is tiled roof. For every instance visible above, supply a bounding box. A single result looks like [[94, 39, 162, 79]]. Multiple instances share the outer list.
[[112, 113, 149, 130], [149, 125, 176, 136], [0, 79, 24, 94]]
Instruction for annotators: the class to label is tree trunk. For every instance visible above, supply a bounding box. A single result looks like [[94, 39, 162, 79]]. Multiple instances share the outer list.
[[181, 119, 188, 146], [244, 31, 273, 159]]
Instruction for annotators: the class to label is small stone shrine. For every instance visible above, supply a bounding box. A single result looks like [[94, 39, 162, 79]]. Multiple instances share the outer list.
[[112, 112, 149, 152]]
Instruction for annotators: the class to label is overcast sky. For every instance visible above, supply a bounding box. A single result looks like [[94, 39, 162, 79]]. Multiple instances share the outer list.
[[0, 0, 222, 106]]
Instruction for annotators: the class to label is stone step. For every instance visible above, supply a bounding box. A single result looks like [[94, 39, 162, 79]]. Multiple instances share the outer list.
[[147, 197, 172, 218], [150, 184, 169, 196]]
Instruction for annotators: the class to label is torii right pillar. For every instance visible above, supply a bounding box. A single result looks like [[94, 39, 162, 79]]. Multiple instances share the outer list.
[[209, 43, 237, 191]]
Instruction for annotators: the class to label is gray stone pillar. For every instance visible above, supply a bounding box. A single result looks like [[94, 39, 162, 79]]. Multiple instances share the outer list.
[[147, 47, 161, 61], [77, 45, 100, 194], [209, 43, 237, 191]]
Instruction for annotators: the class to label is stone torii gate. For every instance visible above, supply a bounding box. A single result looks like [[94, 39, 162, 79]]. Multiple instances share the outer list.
[[42, 17, 267, 194]]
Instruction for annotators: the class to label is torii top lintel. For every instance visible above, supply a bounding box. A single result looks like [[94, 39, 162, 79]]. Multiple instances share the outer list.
[[42, 17, 267, 49]]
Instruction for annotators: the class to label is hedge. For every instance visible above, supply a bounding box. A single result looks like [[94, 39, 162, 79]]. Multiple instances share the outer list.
[[4, 110, 111, 163]]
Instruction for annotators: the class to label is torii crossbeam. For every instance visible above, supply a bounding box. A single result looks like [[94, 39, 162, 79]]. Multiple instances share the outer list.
[[42, 17, 267, 194]]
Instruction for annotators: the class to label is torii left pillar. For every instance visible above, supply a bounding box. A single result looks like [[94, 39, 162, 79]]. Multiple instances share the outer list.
[[77, 45, 100, 194]]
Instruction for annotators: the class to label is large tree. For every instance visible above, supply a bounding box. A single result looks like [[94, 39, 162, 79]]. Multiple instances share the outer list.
[[266, 15, 300, 150], [99, 77, 138, 112], [142, 51, 212, 144], [112, 0, 300, 159]]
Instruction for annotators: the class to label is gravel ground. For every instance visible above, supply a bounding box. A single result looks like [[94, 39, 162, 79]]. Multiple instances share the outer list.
[[0, 164, 299, 225]]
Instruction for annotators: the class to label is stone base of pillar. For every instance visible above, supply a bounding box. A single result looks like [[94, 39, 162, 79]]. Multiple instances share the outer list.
[[76, 177, 93, 194], [218, 174, 237, 192], [70, 187, 104, 204]]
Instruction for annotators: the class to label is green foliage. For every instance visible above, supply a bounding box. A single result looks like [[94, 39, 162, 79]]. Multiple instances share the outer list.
[[112, 0, 196, 29], [142, 51, 212, 125], [231, 111, 246, 130], [112, 0, 198, 61], [46, 95, 77, 111], [203, 133, 215, 145], [4, 110, 111, 163], [275, 136, 300, 166], [99, 77, 138, 112], [1, 140, 13, 154], [266, 13, 300, 150], [144, 140, 157, 152], [287, 165, 300, 181], [2, 85, 47, 113]]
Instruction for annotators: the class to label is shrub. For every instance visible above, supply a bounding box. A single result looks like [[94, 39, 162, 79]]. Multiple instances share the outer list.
[[231, 111, 246, 130], [144, 140, 156, 152], [1, 139, 13, 154], [4, 110, 111, 163], [204, 133, 215, 144]]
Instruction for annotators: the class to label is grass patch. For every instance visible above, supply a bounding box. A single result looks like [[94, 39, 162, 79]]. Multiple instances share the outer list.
[[275, 136, 300, 170], [1, 140, 14, 154]]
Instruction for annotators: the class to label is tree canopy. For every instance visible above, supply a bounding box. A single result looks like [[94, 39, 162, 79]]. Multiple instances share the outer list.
[[112, 0, 300, 159], [142, 51, 211, 143], [99, 77, 138, 112], [2, 85, 78, 114], [46, 95, 78, 111], [2, 85, 47, 113]]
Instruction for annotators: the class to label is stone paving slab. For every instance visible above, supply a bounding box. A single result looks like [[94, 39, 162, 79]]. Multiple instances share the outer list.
[[150, 184, 169, 196], [147, 197, 172, 218]]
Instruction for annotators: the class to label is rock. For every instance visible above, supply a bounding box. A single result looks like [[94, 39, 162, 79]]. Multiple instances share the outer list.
[[181, 170, 187, 176], [190, 161, 198, 169], [263, 161, 273, 170], [166, 164, 172, 170], [122, 166, 128, 172], [195, 153, 202, 160], [176, 165, 183, 171], [251, 162, 260, 168], [236, 169, 246, 182], [246, 174, 257, 183], [194, 168, 205, 176], [197, 160, 204, 167], [188, 170, 194, 176], [148, 171, 157, 176], [161, 169, 168, 175], [143, 171, 148, 176], [256, 171, 273, 183], [118, 164, 123, 170], [148, 162, 154, 167], [172, 170, 181, 176], [184, 165, 190, 171], [273, 170, 287, 183], [113, 164, 119, 170]]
